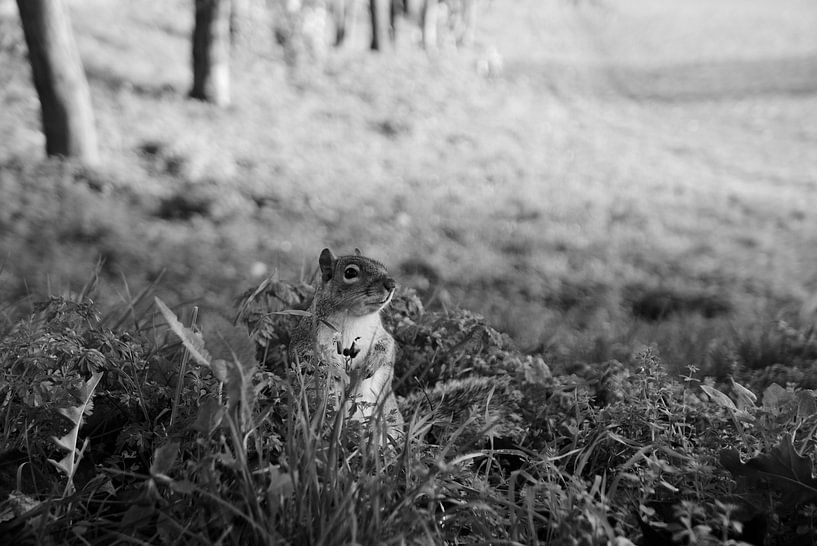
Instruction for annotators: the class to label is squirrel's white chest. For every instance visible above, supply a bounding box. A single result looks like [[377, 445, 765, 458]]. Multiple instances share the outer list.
[[317, 312, 381, 363]]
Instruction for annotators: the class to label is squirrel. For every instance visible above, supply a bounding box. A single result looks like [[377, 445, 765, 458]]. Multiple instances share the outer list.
[[289, 248, 404, 439]]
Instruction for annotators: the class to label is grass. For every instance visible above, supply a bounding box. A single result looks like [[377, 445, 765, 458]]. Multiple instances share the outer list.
[[2, 0, 816, 371], [1, 0, 817, 542], [2, 0, 817, 364], [2, 284, 817, 544]]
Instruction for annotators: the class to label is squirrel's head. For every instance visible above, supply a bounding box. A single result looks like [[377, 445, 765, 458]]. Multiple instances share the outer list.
[[317, 248, 397, 317]]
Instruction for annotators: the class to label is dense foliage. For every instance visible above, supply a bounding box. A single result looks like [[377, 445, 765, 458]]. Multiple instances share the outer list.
[[2, 279, 817, 545], [2, 0, 816, 543]]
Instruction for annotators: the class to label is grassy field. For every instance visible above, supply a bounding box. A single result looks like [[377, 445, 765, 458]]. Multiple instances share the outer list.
[[1, 1, 817, 541], [2, 0, 817, 366], [3, 0, 817, 373]]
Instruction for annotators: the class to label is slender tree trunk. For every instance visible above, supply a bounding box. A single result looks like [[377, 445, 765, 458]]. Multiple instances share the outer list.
[[421, 0, 439, 50], [369, 0, 390, 51], [459, 0, 478, 47], [190, 0, 231, 106], [333, 0, 357, 47], [16, 0, 99, 165]]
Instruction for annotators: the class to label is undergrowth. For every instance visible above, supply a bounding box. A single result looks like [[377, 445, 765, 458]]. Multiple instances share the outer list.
[[1, 276, 817, 545]]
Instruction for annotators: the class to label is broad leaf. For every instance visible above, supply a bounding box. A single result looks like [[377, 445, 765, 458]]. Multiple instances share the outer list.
[[701, 384, 736, 411], [720, 433, 817, 510], [762, 383, 793, 414], [797, 391, 817, 422], [730, 378, 757, 411]]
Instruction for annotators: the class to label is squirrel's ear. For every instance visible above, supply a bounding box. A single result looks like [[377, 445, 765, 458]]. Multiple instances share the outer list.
[[354, 248, 362, 256], [319, 248, 336, 283]]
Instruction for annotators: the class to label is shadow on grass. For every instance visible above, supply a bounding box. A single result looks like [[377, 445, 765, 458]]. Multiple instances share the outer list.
[[610, 54, 817, 103], [83, 63, 180, 99], [626, 284, 733, 321], [504, 54, 817, 102]]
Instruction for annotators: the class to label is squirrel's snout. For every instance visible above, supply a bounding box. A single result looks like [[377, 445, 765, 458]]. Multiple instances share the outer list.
[[384, 278, 397, 291]]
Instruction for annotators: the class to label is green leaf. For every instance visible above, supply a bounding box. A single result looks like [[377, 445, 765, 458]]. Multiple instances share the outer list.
[[51, 434, 76, 454], [701, 384, 736, 411], [797, 391, 817, 422], [50, 371, 103, 487], [57, 405, 83, 424], [720, 433, 817, 510], [47, 455, 72, 476], [762, 383, 793, 414], [154, 297, 212, 368], [730, 378, 757, 411]]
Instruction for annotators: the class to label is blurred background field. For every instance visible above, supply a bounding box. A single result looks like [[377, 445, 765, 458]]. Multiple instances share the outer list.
[[1, 0, 816, 373]]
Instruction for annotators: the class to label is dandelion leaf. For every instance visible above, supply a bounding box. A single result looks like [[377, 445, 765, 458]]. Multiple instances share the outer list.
[[50, 372, 103, 480], [720, 433, 817, 510]]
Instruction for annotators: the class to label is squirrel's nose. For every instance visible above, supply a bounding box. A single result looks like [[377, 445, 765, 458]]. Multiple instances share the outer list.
[[384, 278, 396, 291]]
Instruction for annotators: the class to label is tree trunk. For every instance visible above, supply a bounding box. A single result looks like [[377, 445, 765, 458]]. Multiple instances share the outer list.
[[369, 0, 390, 51], [190, 0, 231, 107], [421, 0, 439, 50], [458, 0, 478, 47], [16, 0, 99, 165], [333, 0, 357, 47]]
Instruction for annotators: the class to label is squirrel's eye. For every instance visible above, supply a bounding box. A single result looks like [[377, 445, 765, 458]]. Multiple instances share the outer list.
[[343, 266, 359, 280]]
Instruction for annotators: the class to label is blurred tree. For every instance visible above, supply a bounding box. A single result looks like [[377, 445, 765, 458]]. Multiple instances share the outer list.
[[190, 0, 231, 106], [15, 0, 99, 165], [359, 0, 478, 52], [229, 0, 248, 44], [369, 0, 391, 51], [453, 0, 478, 47], [332, 0, 357, 47]]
